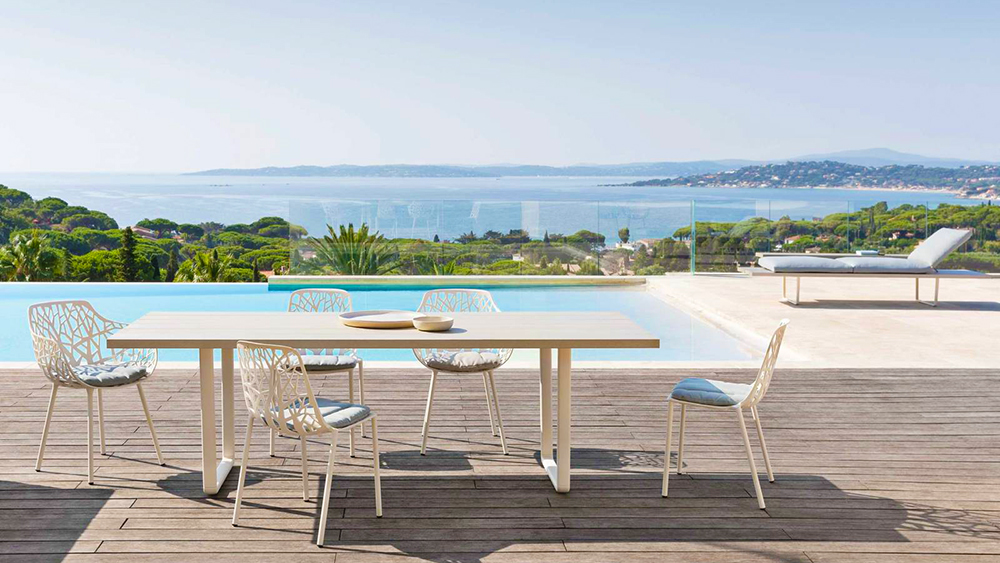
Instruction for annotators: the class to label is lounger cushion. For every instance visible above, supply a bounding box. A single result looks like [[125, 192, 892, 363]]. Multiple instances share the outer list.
[[907, 228, 973, 268], [424, 350, 504, 373], [72, 363, 149, 387], [292, 354, 357, 372], [758, 256, 855, 273], [836, 256, 934, 274], [670, 377, 752, 407], [271, 397, 370, 431]]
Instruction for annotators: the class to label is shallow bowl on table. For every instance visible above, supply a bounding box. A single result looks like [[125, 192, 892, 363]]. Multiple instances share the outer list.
[[412, 315, 454, 332], [339, 310, 420, 329]]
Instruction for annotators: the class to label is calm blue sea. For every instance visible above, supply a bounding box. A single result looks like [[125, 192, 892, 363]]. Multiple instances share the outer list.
[[1, 173, 976, 243]]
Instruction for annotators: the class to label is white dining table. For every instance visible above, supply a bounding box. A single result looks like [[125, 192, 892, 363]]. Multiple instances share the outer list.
[[107, 311, 659, 495]]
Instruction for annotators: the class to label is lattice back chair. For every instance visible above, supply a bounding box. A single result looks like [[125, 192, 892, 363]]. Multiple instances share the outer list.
[[662, 319, 789, 509], [412, 289, 512, 455], [233, 341, 382, 545], [285, 288, 366, 455], [27, 300, 164, 484]]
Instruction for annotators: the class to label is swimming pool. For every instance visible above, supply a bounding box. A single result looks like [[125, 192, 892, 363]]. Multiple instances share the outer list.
[[1, 283, 753, 362]]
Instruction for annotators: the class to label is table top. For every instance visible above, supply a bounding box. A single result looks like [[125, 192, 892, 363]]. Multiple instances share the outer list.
[[107, 311, 660, 350]]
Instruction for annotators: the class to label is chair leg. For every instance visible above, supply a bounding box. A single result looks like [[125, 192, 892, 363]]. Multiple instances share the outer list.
[[269, 428, 276, 457], [420, 371, 438, 455], [136, 382, 164, 465], [300, 436, 310, 501], [97, 389, 106, 455], [737, 408, 766, 510], [36, 384, 59, 471], [482, 371, 497, 437], [751, 406, 775, 483], [358, 360, 367, 438], [487, 371, 508, 455], [676, 403, 687, 475], [232, 414, 255, 526], [348, 368, 356, 458], [86, 388, 95, 485], [662, 400, 674, 497], [317, 431, 339, 546], [371, 419, 383, 518]]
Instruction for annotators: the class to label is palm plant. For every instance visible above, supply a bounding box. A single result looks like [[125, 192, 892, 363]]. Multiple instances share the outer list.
[[175, 249, 232, 282], [0, 231, 64, 281], [415, 255, 457, 275], [307, 223, 398, 275]]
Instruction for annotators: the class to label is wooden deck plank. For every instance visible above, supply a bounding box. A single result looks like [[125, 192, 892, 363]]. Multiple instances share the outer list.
[[0, 366, 996, 561]]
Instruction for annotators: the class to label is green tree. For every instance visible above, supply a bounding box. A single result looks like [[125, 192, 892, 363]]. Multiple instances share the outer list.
[[147, 254, 161, 281], [307, 223, 398, 275], [618, 227, 630, 244], [165, 248, 179, 282], [252, 259, 260, 282], [117, 227, 140, 282], [136, 218, 178, 237], [176, 248, 232, 282], [177, 223, 205, 240], [0, 231, 65, 281]]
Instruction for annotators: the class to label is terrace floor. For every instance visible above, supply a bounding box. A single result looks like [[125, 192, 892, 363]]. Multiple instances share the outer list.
[[648, 274, 1000, 369], [3, 366, 999, 562]]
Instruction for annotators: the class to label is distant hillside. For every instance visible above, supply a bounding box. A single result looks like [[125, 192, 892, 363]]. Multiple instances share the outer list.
[[789, 148, 996, 168], [628, 161, 1000, 199], [189, 160, 757, 178]]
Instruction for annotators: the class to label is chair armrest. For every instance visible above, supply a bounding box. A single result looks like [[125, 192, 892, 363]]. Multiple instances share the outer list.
[[105, 317, 158, 372], [30, 333, 86, 387]]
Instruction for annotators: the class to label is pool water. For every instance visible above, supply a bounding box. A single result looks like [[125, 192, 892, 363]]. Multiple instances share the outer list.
[[1, 283, 753, 362]]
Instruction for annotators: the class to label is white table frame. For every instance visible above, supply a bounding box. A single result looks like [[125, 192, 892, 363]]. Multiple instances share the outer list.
[[108, 311, 656, 495]]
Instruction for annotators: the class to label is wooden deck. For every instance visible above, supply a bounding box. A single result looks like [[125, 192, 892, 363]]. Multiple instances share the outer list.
[[2, 366, 998, 562]]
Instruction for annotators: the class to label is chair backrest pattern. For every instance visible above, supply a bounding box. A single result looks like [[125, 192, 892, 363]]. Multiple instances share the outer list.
[[743, 319, 789, 407], [413, 289, 513, 367], [237, 341, 327, 436], [27, 301, 155, 387], [287, 288, 356, 358]]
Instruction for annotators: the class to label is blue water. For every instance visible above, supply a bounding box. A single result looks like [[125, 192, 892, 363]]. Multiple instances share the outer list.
[[1, 283, 752, 362], [1, 173, 976, 244]]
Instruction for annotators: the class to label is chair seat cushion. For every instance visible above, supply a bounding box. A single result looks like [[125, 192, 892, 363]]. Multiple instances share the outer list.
[[72, 363, 149, 387], [836, 256, 934, 274], [294, 354, 358, 372], [424, 350, 503, 373], [271, 397, 371, 431], [758, 256, 855, 273], [669, 377, 751, 407]]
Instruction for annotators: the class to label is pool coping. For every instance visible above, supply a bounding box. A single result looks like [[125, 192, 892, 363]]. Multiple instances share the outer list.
[[268, 274, 646, 290]]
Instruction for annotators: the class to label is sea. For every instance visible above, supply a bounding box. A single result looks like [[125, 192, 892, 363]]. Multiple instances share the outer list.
[[1, 173, 978, 243]]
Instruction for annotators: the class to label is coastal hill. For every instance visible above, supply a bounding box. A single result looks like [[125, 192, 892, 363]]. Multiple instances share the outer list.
[[188, 148, 995, 178], [188, 161, 756, 178], [627, 161, 1000, 199]]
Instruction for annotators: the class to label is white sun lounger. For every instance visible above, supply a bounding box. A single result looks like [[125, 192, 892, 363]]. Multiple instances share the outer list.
[[743, 228, 996, 306]]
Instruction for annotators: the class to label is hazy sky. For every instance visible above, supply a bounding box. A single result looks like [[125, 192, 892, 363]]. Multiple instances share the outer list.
[[2, 1, 998, 172]]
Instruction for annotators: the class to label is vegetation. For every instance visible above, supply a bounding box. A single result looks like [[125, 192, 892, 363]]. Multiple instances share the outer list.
[[630, 161, 1000, 199], [2, 182, 1000, 280]]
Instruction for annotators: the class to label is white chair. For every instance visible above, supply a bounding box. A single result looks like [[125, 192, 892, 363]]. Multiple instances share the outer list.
[[232, 340, 382, 546], [28, 300, 164, 484], [662, 319, 789, 509], [413, 289, 512, 455], [286, 288, 366, 457]]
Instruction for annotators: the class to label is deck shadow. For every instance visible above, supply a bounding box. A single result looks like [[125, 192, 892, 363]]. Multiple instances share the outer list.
[[783, 299, 1000, 311]]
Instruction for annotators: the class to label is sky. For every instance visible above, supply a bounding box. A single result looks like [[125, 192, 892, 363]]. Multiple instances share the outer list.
[[1, 0, 998, 172]]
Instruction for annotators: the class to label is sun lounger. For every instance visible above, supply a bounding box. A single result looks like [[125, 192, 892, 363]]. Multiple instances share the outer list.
[[744, 228, 993, 306]]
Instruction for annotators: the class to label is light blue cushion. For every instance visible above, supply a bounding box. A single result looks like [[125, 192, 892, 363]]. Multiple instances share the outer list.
[[907, 228, 972, 268], [425, 350, 503, 373], [72, 363, 149, 387], [758, 256, 854, 273], [272, 397, 370, 430], [836, 256, 934, 274], [293, 354, 357, 372], [670, 377, 751, 407]]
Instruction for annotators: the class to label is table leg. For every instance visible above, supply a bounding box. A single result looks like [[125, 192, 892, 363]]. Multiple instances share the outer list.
[[199, 348, 234, 495], [222, 348, 236, 462], [539, 348, 571, 493]]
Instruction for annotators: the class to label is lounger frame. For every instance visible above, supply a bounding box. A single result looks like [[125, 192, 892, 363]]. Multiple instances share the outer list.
[[742, 267, 994, 307]]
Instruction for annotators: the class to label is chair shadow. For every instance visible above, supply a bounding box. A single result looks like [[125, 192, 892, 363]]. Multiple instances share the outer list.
[[784, 299, 1000, 311]]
